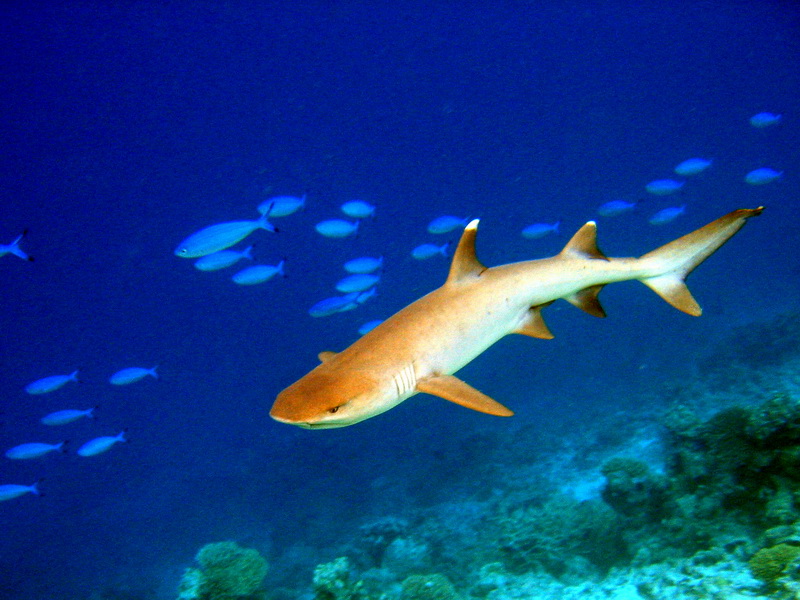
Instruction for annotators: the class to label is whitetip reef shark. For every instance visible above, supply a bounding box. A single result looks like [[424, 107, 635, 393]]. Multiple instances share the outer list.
[[271, 207, 764, 429]]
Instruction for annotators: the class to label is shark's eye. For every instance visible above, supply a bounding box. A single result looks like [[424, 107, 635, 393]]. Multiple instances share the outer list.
[[328, 406, 340, 414]]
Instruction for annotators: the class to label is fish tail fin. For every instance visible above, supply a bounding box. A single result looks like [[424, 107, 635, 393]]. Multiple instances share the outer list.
[[242, 245, 254, 260], [9, 233, 30, 260], [30, 481, 41, 496], [150, 366, 159, 380], [258, 211, 277, 233], [277, 259, 287, 277], [70, 370, 80, 382], [638, 207, 764, 316]]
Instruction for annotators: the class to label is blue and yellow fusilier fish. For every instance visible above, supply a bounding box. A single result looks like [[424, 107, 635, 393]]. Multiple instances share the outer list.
[[77, 431, 127, 457], [41, 407, 96, 426], [0, 232, 33, 261], [0, 482, 40, 502], [175, 213, 276, 258], [6, 441, 66, 460], [25, 370, 79, 395], [109, 366, 158, 385]]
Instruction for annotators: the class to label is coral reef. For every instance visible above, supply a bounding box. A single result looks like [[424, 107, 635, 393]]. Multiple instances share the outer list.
[[399, 573, 460, 600], [312, 556, 365, 600], [599, 457, 667, 526], [495, 494, 626, 582], [748, 543, 800, 585], [177, 541, 268, 600]]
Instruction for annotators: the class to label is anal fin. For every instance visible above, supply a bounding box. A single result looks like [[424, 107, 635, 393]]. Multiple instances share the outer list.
[[565, 285, 606, 318], [417, 374, 514, 417]]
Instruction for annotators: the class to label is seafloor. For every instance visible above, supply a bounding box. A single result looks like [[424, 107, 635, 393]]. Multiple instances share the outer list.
[[159, 310, 800, 600]]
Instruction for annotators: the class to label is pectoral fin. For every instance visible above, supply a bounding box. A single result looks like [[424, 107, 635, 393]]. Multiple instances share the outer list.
[[417, 374, 514, 417]]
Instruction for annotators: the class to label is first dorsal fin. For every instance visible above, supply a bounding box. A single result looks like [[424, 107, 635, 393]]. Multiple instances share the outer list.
[[445, 219, 486, 285], [559, 221, 609, 261]]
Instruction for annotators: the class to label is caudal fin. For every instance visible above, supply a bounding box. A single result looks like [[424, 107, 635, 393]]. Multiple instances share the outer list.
[[638, 207, 764, 316]]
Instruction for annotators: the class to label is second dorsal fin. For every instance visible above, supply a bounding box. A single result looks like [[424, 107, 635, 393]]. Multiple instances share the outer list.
[[446, 219, 486, 285], [559, 221, 609, 261]]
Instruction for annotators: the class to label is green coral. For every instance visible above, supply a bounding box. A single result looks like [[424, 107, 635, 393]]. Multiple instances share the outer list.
[[399, 574, 460, 600], [194, 541, 268, 600], [312, 556, 365, 600], [748, 543, 800, 583]]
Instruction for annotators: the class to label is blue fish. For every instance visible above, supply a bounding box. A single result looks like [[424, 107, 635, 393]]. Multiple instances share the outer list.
[[77, 431, 127, 457], [749, 112, 782, 128], [358, 320, 384, 335], [341, 200, 376, 219], [649, 205, 686, 225], [232, 261, 286, 285], [315, 219, 360, 238], [521, 220, 560, 239], [674, 158, 712, 176], [41, 407, 96, 426], [427, 216, 469, 234], [194, 245, 254, 271], [309, 289, 375, 318], [257, 194, 306, 217], [344, 256, 383, 274], [597, 200, 637, 217], [110, 366, 158, 385], [745, 167, 783, 186], [0, 482, 40, 502], [6, 441, 66, 460], [25, 371, 79, 395], [411, 242, 450, 260], [645, 179, 684, 195], [175, 214, 276, 258], [0, 232, 33, 261], [336, 273, 380, 293]]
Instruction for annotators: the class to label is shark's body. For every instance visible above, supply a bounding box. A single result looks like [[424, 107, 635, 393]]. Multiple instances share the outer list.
[[271, 208, 763, 428]]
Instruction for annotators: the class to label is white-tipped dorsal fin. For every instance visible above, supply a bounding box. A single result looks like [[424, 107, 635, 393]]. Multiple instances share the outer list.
[[559, 221, 609, 261], [445, 219, 486, 285]]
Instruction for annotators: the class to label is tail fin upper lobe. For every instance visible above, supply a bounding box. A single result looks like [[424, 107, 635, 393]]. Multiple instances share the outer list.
[[638, 207, 764, 315]]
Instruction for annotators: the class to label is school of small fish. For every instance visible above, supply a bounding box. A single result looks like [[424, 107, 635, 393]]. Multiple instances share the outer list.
[[0, 110, 785, 501], [1, 364, 159, 499]]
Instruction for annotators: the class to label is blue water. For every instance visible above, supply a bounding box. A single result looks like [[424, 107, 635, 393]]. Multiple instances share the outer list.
[[1, 2, 798, 598]]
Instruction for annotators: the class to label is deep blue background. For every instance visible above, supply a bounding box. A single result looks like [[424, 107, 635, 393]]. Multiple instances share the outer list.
[[1, 2, 798, 598]]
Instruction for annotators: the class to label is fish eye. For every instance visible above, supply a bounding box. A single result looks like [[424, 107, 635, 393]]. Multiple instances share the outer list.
[[328, 406, 340, 414], [179, 248, 188, 255]]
